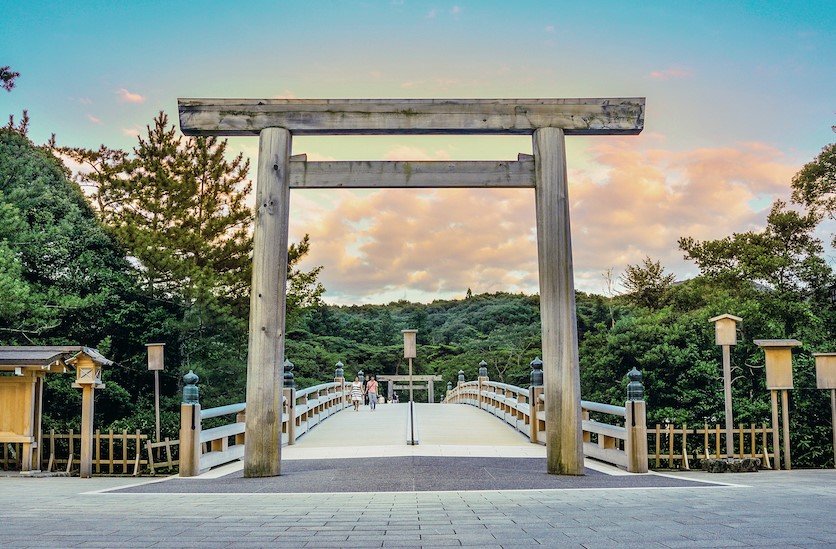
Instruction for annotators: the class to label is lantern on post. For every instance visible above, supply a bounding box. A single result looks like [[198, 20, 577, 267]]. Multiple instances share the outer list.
[[67, 348, 109, 478], [814, 353, 836, 468], [708, 314, 742, 458], [145, 343, 165, 443], [754, 339, 801, 470]]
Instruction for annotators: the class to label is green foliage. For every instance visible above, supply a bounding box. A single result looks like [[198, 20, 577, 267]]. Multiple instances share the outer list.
[[620, 256, 676, 309], [792, 140, 836, 243], [1, 66, 19, 92]]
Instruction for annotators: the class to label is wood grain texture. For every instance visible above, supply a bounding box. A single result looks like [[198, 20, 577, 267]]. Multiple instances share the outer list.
[[244, 128, 291, 478], [289, 159, 534, 188], [178, 98, 645, 136], [533, 127, 584, 475]]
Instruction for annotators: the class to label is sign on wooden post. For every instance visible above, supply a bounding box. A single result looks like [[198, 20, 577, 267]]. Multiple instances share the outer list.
[[755, 339, 801, 470]]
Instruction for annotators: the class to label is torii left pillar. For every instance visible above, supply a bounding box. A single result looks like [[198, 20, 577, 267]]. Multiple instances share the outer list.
[[244, 127, 291, 477]]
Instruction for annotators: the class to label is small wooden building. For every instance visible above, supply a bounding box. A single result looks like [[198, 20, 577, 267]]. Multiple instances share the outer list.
[[0, 346, 111, 473]]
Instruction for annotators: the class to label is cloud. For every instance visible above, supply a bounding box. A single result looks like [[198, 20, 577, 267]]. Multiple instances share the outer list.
[[545, 25, 555, 33], [288, 138, 802, 303], [114, 88, 146, 103], [121, 127, 141, 137], [649, 67, 693, 80], [78, 97, 92, 105], [451, 5, 461, 15], [87, 114, 102, 124], [427, 8, 438, 18], [272, 90, 298, 99]]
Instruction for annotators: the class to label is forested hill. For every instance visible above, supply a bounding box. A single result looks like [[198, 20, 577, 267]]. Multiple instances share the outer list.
[[287, 291, 613, 390]]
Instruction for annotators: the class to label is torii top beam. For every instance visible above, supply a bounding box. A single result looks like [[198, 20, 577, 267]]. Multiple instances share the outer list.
[[178, 98, 645, 136]]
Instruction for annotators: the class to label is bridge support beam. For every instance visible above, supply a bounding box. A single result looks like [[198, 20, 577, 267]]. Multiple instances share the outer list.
[[244, 127, 291, 477], [534, 127, 584, 475]]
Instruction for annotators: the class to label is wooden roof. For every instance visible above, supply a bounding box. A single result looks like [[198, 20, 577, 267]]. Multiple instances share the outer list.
[[0, 346, 113, 371]]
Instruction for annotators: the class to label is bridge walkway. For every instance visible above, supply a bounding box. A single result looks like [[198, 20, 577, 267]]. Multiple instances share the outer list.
[[283, 402, 543, 460]]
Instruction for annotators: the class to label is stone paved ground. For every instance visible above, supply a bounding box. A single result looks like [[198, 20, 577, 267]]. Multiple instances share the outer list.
[[2, 469, 836, 548], [3, 405, 835, 548]]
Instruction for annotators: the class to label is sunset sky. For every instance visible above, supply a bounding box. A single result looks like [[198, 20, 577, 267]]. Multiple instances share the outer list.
[[2, 1, 834, 304]]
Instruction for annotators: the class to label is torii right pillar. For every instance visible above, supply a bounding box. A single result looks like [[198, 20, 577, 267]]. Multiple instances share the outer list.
[[534, 127, 583, 475]]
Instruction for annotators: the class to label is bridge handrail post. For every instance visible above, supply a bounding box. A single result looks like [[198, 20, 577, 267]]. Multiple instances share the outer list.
[[625, 399, 648, 473], [478, 360, 489, 410], [179, 371, 201, 477], [284, 387, 296, 445]]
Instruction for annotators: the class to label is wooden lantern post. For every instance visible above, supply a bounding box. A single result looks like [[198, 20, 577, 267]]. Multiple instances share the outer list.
[[709, 314, 742, 458], [813, 353, 836, 467], [69, 351, 106, 478], [754, 339, 801, 470], [145, 343, 165, 442]]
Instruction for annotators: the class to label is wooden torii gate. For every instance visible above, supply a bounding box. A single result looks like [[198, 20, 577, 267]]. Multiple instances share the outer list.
[[178, 98, 645, 477]]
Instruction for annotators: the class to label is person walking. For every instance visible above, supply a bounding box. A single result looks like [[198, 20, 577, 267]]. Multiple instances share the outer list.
[[366, 375, 379, 411], [351, 376, 364, 411]]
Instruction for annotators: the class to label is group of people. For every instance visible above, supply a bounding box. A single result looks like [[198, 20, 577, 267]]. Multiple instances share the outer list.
[[350, 374, 390, 411]]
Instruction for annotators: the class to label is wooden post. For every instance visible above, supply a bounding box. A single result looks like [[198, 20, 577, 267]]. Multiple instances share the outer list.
[[178, 403, 201, 477], [244, 127, 291, 478], [79, 384, 94, 478], [831, 389, 836, 468], [722, 344, 734, 457], [528, 385, 543, 443], [533, 126, 583, 475], [781, 389, 791, 470], [428, 379, 434, 404], [284, 386, 296, 445], [771, 389, 781, 471]]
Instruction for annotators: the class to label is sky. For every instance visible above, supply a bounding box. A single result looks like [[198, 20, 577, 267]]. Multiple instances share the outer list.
[[2, 1, 834, 305]]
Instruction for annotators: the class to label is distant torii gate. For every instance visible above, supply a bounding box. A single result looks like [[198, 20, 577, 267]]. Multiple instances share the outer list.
[[377, 375, 443, 403], [178, 97, 645, 477]]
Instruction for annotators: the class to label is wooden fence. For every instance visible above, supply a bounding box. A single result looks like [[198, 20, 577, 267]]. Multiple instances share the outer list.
[[649, 422, 776, 470], [1, 429, 148, 475]]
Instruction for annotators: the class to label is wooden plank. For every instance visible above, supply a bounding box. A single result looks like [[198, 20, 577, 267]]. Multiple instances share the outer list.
[[288, 159, 535, 189], [178, 98, 645, 136]]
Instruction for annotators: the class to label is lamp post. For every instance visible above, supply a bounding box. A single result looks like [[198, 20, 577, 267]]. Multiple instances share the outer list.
[[708, 314, 742, 458], [754, 338, 801, 470], [145, 343, 165, 443]]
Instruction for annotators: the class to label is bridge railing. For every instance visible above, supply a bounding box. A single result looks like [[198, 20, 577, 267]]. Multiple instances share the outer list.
[[443, 372, 647, 473], [178, 374, 351, 477]]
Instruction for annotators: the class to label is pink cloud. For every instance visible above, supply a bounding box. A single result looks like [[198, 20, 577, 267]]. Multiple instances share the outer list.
[[114, 88, 146, 103], [87, 114, 102, 124], [649, 67, 693, 80], [288, 139, 802, 302]]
